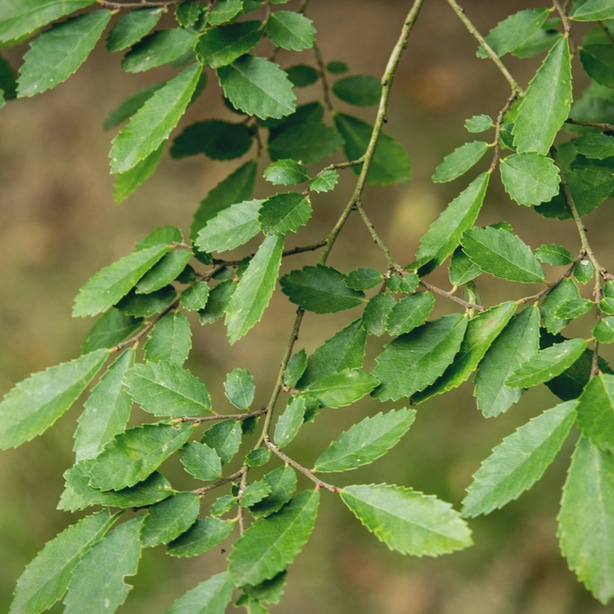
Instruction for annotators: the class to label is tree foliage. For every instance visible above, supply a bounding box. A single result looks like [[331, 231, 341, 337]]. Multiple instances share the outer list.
[[2, 0, 614, 611]]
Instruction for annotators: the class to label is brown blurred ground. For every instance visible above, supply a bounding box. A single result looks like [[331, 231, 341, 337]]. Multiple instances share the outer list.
[[1, 1, 612, 612]]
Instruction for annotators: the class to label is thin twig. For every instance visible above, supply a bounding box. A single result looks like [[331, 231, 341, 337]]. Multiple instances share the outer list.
[[419, 279, 485, 312], [355, 202, 402, 270], [174, 407, 268, 425], [195, 469, 245, 496], [565, 118, 614, 132]]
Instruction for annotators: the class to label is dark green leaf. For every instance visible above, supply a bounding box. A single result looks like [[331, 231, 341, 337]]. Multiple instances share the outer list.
[[280, 265, 365, 313], [580, 43, 614, 89], [90, 422, 195, 490], [433, 141, 490, 183], [362, 293, 396, 336], [165, 573, 235, 613], [136, 249, 191, 294], [225, 235, 284, 343], [18, 10, 111, 98], [542, 279, 581, 334], [250, 467, 298, 519], [263, 159, 309, 185], [332, 75, 382, 107], [345, 268, 383, 291], [181, 441, 222, 481], [224, 368, 255, 409], [201, 420, 242, 464], [283, 349, 308, 388], [268, 119, 343, 163], [266, 11, 315, 51], [372, 314, 468, 402], [181, 281, 209, 312], [386, 292, 435, 336], [286, 64, 318, 87], [574, 258, 595, 284], [144, 311, 192, 365], [462, 400, 576, 517], [103, 82, 165, 131], [574, 133, 614, 159], [141, 492, 200, 548], [167, 518, 234, 558], [461, 226, 545, 283], [0, 349, 108, 449], [536, 243, 574, 265], [334, 113, 411, 185], [218, 55, 295, 119], [171, 119, 253, 160], [195, 21, 262, 68], [110, 63, 202, 174], [558, 438, 614, 604], [9, 511, 115, 614], [448, 248, 482, 286], [106, 7, 163, 52], [199, 280, 236, 325], [228, 490, 319, 586], [117, 285, 177, 318], [259, 192, 312, 235], [122, 28, 197, 73], [114, 143, 166, 204], [245, 447, 271, 467], [82, 308, 142, 353], [341, 484, 472, 556], [240, 481, 272, 507], [314, 408, 416, 473], [576, 374, 614, 452]]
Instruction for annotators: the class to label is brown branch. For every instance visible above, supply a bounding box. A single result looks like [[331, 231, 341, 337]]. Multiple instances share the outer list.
[[173, 407, 268, 425], [419, 279, 485, 312], [565, 118, 614, 132]]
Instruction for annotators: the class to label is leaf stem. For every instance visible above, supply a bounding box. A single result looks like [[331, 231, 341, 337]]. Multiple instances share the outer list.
[[419, 279, 485, 312], [173, 407, 268, 425]]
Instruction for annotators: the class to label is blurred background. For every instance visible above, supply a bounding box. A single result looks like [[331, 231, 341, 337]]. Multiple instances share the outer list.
[[1, 1, 612, 612]]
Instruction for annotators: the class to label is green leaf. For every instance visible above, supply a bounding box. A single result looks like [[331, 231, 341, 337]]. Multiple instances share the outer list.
[[555, 297, 593, 320], [117, 286, 177, 318], [362, 293, 396, 336], [579, 43, 614, 88], [574, 258, 595, 284], [167, 518, 234, 558], [512, 37, 572, 155], [181, 281, 210, 312], [283, 350, 308, 388], [432, 141, 490, 183], [9, 511, 115, 614], [500, 152, 561, 206], [124, 361, 212, 418], [17, 10, 111, 97], [0, 0, 97, 44], [305, 369, 379, 408], [74, 348, 134, 462], [259, 192, 312, 235], [558, 438, 614, 604], [144, 311, 192, 366], [136, 249, 192, 294], [217, 55, 296, 120], [207, 0, 243, 25], [341, 484, 472, 556], [165, 572, 235, 613], [506, 338, 588, 388], [141, 492, 200, 548], [63, 517, 142, 613], [224, 368, 256, 409], [448, 248, 482, 286], [195, 21, 262, 68], [572, 0, 614, 21], [250, 467, 298, 519], [413, 301, 517, 403], [412, 173, 489, 274], [286, 64, 319, 87], [465, 114, 493, 133], [334, 113, 411, 185], [228, 489, 319, 586], [122, 28, 198, 73], [110, 63, 202, 174], [594, 317, 614, 343], [0, 349, 107, 449], [332, 75, 382, 107], [535, 243, 574, 265], [103, 82, 165, 131], [541, 279, 581, 334], [195, 198, 263, 254], [82, 309, 141, 353], [239, 571, 287, 607], [191, 160, 258, 241], [576, 373, 614, 452], [314, 408, 416, 473], [263, 159, 309, 186], [386, 292, 435, 336], [474, 305, 540, 417], [574, 133, 614, 159], [477, 8, 550, 58], [114, 143, 166, 204], [201, 420, 242, 464], [461, 226, 545, 283], [372, 314, 468, 402], [90, 422, 195, 490], [240, 481, 272, 507], [344, 268, 383, 292], [245, 447, 272, 468], [106, 7, 163, 52], [298, 319, 366, 388], [273, 396, 306, 449], [225, 235, 284, 344], [181, 441, 222, 481], [268, 119, 343, 163], [462, 400, 576, 517], [171, 119, 253, 160], [280, 265, 365, 313], [73, 244, 170, 318], [266, 11, 315, 51]]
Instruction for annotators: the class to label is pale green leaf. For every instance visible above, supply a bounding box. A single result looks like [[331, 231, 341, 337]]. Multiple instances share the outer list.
[[201, 420, 242, 464], [259, 192, 312, 235], [246, 447, 271, 468], [225, 235, 284, 344], [465, 114, 493, 133], [506, 338, 588, 388], [314, 408, 416, 473], [305, 369, 379, 408], [228, 490, 319, 586], [461, 226, 545, 283], [263, 159, 310, 185], [90, 422, 195, 490], [141, 493, 200, 548], [386, 292, 434, 336], [144, 311, 192, 366], [372, 314, 468, 402], [572, 0, 614, 21], [124, 361, 212, 418], [0, 0, 96, 44], [110, 63, 202, 174], [73, 244, 170, 317], [195, 21, 262, 68], [266, 11, 315, 51], [535, 243, 574, 265], [165, 573, 235, 614], [474, 305, 540, 417], [63, 517, 142, 613], [593, 317, 614, 343], [432, 141, 490, 183], [500, 152, 560, 206], [576, 373, 614, 452], [181, 441, 222, 481], [462, 400, 576, 517], [512, 37, 572, 155], [224, 368, 256, 409], [74, 348, 134, 462], [558, 438, 614, 604], [106, 8, 163, 52], [273, 396, 306, 449], [207, 0, 243, 25], [17, 11, 110, 97], [362, 293, 396, 336], [0, 349, 108, 449], [9, 511, 115, 614], [122, 28, 197, 73], [217, 55, 296, 119], [341, 484, 472, 556], [412, 172, 489, 274], [167, 518, 234, 558]]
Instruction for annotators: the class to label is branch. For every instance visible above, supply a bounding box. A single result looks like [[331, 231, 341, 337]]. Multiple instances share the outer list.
[[173, 407, 268, 425], [419, 279, 485, 312]]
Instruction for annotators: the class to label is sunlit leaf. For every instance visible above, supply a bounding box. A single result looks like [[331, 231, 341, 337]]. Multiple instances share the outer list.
[[165, 572, 235, 614]]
